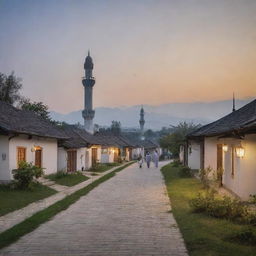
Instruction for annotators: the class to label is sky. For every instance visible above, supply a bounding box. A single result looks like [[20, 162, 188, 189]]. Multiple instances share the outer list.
[[0, 0, 256, 113]]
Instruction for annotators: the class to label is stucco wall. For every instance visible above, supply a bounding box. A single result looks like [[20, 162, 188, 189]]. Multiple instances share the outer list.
[[204, 137, 218, 171], [0, 135, 10, 181], [57, 147, 67, 171], [9, 135, 58, 176], [187, 141, 200, 170], [223, 135, 256, 200]]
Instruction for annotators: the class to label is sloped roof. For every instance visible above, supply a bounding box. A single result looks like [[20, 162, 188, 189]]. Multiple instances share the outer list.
[[94, 132, 133, 147], [0, 101, 68, 139], [188, 99, 256, 138], [58, 125, 101, 148]]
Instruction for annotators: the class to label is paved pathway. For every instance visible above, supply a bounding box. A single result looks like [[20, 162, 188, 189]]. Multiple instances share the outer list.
[[0, 161, 188, 256], [0, 164, 127, 234]]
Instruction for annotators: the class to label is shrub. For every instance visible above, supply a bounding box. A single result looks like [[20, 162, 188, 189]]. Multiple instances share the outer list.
[[249, 194, 256, 204], [199, 167, 212, 189], [179, 166, 192, 178], [172, 159, 181, 167], [12, 161, 44, 189], [190, 191, 256, 225]]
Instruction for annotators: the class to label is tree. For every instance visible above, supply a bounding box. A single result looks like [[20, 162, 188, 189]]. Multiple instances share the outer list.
[[0, 72, 23, 105], [20, 99, 51, 120], [110, 121, 121, 135], [159, 122, 201, 158]]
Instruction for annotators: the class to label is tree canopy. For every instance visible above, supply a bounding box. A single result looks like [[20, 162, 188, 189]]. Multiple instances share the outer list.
[[0, 72, 23, 105], [20, 99, 51, 120], [159, 122, 201, 157]]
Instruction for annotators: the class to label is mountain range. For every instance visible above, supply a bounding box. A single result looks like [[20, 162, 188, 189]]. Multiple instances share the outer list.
[[50, 98, 253, 130]]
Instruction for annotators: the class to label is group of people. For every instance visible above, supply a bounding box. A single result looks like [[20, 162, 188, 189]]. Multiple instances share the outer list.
[[137, 150, 159, 169]]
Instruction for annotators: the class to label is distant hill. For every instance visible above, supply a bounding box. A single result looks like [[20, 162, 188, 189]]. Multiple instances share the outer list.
[[50, 98, 253, 130]]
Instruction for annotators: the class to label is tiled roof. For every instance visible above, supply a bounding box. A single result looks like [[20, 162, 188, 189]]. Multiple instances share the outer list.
[[58, 125, 101, 148], [0, 101, 68, 139], [188, 99, 256, 138]]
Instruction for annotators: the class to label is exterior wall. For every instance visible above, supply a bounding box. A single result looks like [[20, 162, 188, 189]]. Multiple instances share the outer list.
[[9, 135, 58, 176], [187, 141, 201, 170], [204, 137, 218, 171], [222, 134, 256, 200], [57, 147, 67, 171], [179, 145, 184, 164], [132, 147, 144, 160], [0, 135, 10, 181], [101, 147, 117, 163]]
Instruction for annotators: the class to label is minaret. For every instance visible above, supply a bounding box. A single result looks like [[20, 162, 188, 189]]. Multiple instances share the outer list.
[[82, 51, 95, 133], [139, 106, 145, 140]]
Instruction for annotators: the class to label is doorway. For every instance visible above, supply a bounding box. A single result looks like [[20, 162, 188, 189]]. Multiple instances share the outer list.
[[67, 150, 77, 172], [35, 147, 42, 168]]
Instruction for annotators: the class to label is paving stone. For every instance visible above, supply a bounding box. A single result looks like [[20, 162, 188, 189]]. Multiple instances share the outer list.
[[0, 161, 188, 256]]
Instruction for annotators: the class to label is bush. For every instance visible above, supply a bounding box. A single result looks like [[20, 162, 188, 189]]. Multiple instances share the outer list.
[[249, 194, 256, 204], [179, 166, 192, 178], [199, 167, 212, 189], [12, 161, 44, 189], [172, 159, 181, 167], [190, 191, 256, 225]]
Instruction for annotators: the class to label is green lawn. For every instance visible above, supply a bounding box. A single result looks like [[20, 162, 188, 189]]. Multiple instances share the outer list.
[[161, 163, 256, 256], [0, 183, 56, 216], [46, 172, 89, 187], [88, 162, 121, 172]]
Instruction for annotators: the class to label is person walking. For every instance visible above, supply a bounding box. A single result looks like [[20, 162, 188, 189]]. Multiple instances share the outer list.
[[137, 154, 143, 168], [153, 150, 159, 168], [145, 151, 151, 168]]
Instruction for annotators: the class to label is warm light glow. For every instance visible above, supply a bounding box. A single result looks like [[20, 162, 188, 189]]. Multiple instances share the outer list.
[[236, 147, 245, 158], [223, 145, 228, 152]]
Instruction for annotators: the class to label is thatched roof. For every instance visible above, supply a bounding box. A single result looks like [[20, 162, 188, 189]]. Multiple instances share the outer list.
[[0, 101, 68, 139], [188, 99, 256, 138]]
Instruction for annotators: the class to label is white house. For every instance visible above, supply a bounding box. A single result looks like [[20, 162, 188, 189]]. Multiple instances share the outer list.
[[0, 101, 68, 182], [57, 125, 101, 172], [187, 99, 256, 200]]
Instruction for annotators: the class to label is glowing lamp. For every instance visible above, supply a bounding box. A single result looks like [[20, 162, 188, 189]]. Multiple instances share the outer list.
[[222, 145, 228, 152], [236, 147, 245, 158]]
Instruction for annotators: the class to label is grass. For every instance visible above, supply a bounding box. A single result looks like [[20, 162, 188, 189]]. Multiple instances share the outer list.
[[0, 162, 134, 249], [88, 162, 121, 172], [161, 163, 256, 256], [46, 172, 89, 187], [0, 183, 56, 216]]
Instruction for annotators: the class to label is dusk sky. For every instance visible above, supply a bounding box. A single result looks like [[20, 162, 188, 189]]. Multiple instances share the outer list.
[[0, 0, 256, 113]]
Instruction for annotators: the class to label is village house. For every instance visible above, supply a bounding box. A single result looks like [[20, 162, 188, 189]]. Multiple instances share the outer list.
[[0, 101, 68, 183], [186, 99, 256, 200], [57, 125, 101, 172], [94, 132, 134, 163]]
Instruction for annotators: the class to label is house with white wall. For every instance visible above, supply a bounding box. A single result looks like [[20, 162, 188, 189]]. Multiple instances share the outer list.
[[57, 125, 101, 172], [0, 101, 68, 183], [187, 99, 256, 200]]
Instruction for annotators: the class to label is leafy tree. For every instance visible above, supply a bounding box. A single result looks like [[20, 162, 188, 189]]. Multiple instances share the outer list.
[[0, 72, 23, 105], [110, 120, 121, 135], [159, 122, 201, 157], [20, 99, 51, 120]]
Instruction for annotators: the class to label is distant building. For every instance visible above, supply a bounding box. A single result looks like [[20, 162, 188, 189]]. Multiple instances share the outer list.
[[82, 51, 95, 133], [139, 106, 145, 140]]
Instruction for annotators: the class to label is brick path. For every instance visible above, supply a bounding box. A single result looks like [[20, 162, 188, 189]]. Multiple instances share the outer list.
[[0, 161, 188, 256], [0, 164, 126, 234]]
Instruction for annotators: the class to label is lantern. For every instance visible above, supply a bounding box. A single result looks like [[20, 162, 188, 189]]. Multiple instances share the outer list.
[[222, 144, 228, 152], [236, 147, 245, 158]]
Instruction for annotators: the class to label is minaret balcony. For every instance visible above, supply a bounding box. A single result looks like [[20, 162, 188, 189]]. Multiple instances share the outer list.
[[82, 109, 95, 119]]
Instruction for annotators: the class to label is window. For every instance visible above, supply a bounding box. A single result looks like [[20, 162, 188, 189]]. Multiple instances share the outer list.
[[17, 147, 26, 166]]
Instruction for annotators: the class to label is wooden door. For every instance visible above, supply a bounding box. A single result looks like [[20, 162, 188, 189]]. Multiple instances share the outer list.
[[200, 140, 205, 170], [92, 148, 98, 166], [35, 148, 42, 168], [217, 144, 223, 170], [67, 150, 77, 172]]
